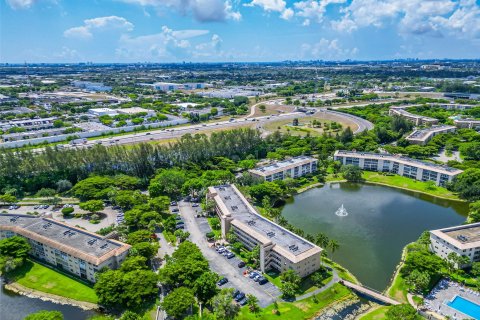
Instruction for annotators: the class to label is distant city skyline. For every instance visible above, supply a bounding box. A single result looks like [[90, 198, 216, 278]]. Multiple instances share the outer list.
[[1, 0, 480, 63]]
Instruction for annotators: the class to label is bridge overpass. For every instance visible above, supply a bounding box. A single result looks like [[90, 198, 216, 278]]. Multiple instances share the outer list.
[[340, 280, 400, 305]]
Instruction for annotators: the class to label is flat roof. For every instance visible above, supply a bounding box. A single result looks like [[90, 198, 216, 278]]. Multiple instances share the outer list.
[[0, 214, 129, 264], [431, 222, 480, 250], [406, 125, 456, 141], [249, 156, 317, 176], [390, 108, 437, 122], [334, 150, 463, 175], [211, 185, 320, 260], [117, 107, 154, 114]]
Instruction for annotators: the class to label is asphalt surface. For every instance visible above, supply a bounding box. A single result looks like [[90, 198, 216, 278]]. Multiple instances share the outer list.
[[177, 201, 281, 308]]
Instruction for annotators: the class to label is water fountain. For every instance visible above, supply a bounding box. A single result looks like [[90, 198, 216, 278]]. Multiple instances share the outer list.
[[335, 204, 348, 217]]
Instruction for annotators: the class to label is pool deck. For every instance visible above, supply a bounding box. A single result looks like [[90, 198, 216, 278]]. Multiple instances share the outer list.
[[424, 279, 480, 320]]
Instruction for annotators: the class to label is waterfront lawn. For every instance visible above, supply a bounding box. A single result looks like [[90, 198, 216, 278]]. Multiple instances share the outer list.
[[263, 270, 333, 296], [358, 306, 390, 320], [7, 260, 98, 304], [387, 272, 409, 304], [362, 171, 460, 200], [237, 283, 352, 320]]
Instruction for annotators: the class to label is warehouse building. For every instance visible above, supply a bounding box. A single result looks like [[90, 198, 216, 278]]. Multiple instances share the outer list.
[[249, 156, 318, 181], [0, 214, 130, 282], [208, 184, 322, 278], [334, 150, 462, 186]]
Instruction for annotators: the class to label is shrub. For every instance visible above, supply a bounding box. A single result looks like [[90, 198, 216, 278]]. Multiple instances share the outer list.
[[61, 207, 74, 216]]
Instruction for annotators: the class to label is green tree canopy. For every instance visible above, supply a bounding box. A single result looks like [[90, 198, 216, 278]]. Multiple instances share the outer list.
[[24, 310, 63, 320], [161, 287, 196, 319]]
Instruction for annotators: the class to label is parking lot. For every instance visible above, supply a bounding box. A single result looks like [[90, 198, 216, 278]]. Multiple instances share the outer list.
[[177, 201, 281, 307]]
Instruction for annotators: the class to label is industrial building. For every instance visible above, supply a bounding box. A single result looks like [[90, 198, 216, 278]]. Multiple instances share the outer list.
[[389, 107, 438, 126], [405, 125, 456, 145], [151, 82, 207, 91], [117, 107, 156, 117], [430, 223, 480, 268], [0, 117, 58, 131], [72, 81, 112, 92], [334, 150, 462, 186], [0, 214, 130, 282], [88, 108, 119, 117], [208, 185, 322, 277], [249, 156, 318, 181]]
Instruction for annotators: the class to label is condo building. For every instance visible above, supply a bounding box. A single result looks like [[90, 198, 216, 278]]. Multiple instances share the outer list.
[[208, 184, 322, 277], [249, 156, 318, 181], [333, 150, 463, 186], [0, 214, 130, 282], [430, 223, 480, 268], [389, 107, 438, 126], [405, 125, 456, 145], [454, 119, 480, 129]]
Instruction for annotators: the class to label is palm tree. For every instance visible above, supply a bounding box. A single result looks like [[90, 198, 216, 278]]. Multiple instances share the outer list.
[[315, 233, 329, 249], [328, 239, 340, 255], [246, 294, 260, 314]]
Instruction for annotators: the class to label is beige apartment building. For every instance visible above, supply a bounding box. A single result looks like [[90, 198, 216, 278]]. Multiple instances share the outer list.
[[208, 184, 322, 278], [249, 156, 318, 182], [389, 107, 438, 126], [0, 214, 130, 282], [405, 125, 456, 145]]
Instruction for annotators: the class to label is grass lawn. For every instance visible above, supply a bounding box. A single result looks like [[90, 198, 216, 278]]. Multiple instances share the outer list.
[[362, 171, 461, 200], [7, 260, 98, 303], [358, 306, 391, 320], [264, 270, 333, 296], [263, 117, 334, 137], [237, 283, 352, 320], [387, 272, 409, 304], [324, 258, 358, 283], [207, 217, 222, 238]]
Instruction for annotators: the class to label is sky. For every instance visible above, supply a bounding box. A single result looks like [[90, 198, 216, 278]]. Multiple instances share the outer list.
[[1, 0, 479, 63]]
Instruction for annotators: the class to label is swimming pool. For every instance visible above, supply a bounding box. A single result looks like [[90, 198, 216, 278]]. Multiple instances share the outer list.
[[447, 295, 480, 320]]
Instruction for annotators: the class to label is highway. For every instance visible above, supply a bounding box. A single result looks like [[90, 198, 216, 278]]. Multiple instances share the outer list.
[[29, 104, 373, 153]]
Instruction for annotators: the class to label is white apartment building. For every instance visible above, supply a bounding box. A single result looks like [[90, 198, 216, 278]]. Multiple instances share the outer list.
[[406, 125, 456, 145], [454, 119, 480, 129], [88, 108, 119, 117], [208, 185, 322, 278], [249, 156, 318, 182], [430, 223, 480, 268], [334, 150, 463, 186], [0, 214, 130, 282], [389, 107, 438, 126]]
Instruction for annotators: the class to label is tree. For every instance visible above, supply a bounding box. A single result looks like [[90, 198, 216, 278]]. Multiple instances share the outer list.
[[280, 269, 301, 298], [61, 207, 74, 216], [79, 200, 104, 214], [258, 104, 266, 113], [161, 287, 195, 319], [149, 169, 186, 198], [340, 165, 363, 182], [405, 270, 430, 293], [340, 127, 354, 144], [246, 294, 260, 314], [0, 236, 30, 259], [386, 304, 420, 320], [35, 188, 56, 198], [56, 179, 72, 193], [119, 311, 143, 320], [315, 233, 330, 249], [71, 176, 114, 200], [213, 289, 240, 320], [131, 242, 159, 260], [328, 239, 340, 255], [127, 230, 153, 245], [120, 256, 148, 272], [249, 182, 286, 205], [0, 193, 16, 205], [193, 271, 220, 304], [174, 229, 190, 243], [24, 310, 63, 320]]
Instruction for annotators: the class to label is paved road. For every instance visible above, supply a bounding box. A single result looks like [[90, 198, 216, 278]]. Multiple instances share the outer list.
[[322, 109, 374, 133], [177, 201, 281, 307]]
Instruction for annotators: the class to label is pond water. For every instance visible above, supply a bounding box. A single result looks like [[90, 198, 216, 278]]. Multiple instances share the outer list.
[[0, 280, 96, 320], [281, 182, 469, 291]]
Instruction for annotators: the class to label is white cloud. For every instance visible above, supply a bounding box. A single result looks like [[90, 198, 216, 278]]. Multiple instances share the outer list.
[[119, 0, 241, 22], [116, 25, 211, 60], [301, 38, 358, 60], [331, 0, 480, 39], [64, 16, 134, 39], [245, 0, 294, 20], [5, 0, 35, 9], [294, 0, 346, 25]]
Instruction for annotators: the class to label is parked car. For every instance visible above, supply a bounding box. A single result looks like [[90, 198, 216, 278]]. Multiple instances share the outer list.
[[174, 216, 182, 220], [234, 292, 245, 302], [237, 261, 246, 268], [232, 289, 240, 298], [249, 272, 259, 279], [239, 298, 248, 306], [175, 225, 184, 230], [217, 278, 228, 286], [226, 252, 235, 259], [171, 208, 179, 213], [170, 201, 177, 206], [254, 275, 261, 282], [192, 203, 199, 207], [258, 277, 268, 285]]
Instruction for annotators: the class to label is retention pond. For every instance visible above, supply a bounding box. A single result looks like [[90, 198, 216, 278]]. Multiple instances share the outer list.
[[281, 182, 469, 291]]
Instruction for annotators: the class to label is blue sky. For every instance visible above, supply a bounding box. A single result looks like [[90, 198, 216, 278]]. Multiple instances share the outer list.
[[1, 0, 479, 62]]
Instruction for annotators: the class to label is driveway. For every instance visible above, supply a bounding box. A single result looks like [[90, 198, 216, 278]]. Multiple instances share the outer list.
[[178, 201, 281, 307]]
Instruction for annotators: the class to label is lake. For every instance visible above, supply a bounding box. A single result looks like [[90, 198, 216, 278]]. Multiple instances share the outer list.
[[0, 280, 96, 320], [281, 182, 469, 290]]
